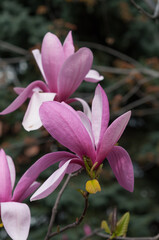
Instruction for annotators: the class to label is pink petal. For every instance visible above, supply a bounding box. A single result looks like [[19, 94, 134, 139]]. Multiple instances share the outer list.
[[0, 149, 12, 202], [92, 84, 110, 148], [1, 202, 30, 240], [63, 31, 75, 59], [107, 146, 134, 192], [31, 160, 72, 201], [77, 111, 95, 146], [6, 155, 16, 189], [22, 92, 56, 131], [97, 111, 131, 165], [84, 69, 104, 82], [0, 81, 49, 115], [41, 32, 64, 92], [18, 181, 41, 202], [40, 101, 96, 161], [12, 151, 76, 202], [57, 47, 93, 101], [67, 97, 92, 120], [14, 87, 25, 95], [32, 49, 47, 83], [59, 157, 83, 174]]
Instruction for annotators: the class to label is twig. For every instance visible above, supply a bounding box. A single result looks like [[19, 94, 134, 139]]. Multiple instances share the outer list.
[[80, 228, 101, 240], [0, 40, 28, 55], [131, 0, 159, 19], [44, 174, 72, 240], [48, 192, 89, 239]]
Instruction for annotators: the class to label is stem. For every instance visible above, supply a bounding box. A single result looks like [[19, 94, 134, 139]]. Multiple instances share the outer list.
[[44, 174, 72, 240], [48, 192, 89, 239]]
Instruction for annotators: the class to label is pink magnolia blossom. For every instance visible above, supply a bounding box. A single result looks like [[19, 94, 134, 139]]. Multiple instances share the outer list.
[[31, 84, 134, 201], [0, 149, 41, 240], [0, 148, 79, 239], [0, 31, 103, 131]]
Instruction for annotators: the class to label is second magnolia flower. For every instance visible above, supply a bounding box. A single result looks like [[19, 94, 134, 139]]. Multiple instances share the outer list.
[[31, 84, 134, 201]]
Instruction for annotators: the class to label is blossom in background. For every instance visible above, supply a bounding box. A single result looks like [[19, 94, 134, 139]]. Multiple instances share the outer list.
[[0, 148, 41, 240], [0, 31, 103, 131], [31, 84, 134, 201]]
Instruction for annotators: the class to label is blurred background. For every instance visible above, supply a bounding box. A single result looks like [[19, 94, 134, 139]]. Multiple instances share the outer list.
[[0, 0, 159, 239]]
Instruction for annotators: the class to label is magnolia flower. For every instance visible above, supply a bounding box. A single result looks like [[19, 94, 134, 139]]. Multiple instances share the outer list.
[[31, 84, 134, 201], [0, 31, 103, 131], [0, 149, 41, 240]]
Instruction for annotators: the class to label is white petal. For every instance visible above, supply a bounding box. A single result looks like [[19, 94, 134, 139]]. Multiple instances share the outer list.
[[32, 49, 47, 83], [6, 155, 16, 189], [1, 202, 31, 240], [84, 70, 104, 82], [22, 92, 56, 131]]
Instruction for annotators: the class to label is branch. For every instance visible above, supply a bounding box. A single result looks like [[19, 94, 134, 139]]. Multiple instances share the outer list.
[[48, 192, 89, 239], [131, 0, 159, 19]]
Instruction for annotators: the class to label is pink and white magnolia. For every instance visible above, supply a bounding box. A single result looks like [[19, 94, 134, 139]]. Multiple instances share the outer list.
[[0, 148, 41, 240], [0, 31, 103, 131], [31, 84, 134, 201]]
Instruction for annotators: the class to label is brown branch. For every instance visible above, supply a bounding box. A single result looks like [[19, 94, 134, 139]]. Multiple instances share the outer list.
[[96, 232, 159, 240], [48, 192, 89, 239]]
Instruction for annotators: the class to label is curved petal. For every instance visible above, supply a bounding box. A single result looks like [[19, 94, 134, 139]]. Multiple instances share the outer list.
[[57, 47, 93, 101], [40, 101, 96, 162], [84, 69, 104, 82], [107, 146, 134, 192], [22, 92, 56, 131], [0, 81, 49, 115], [18, 181, 41, 202], [32, 49, 47, 83], [14, 87, 25, 95], [63, 31, 75, 59], [6, 155, 16, 189], [41, 32, 64, 92], [97, 111, 131, 165], [77, 111, 95, 146], [12, 151, 76, 202], [92, 84, 109, 148], [59, 158, 82, 174], [0, 149, 12, 202], [67, 97, 92, 120], [31, 160, 72, 201], [1, 202, 30, 240]]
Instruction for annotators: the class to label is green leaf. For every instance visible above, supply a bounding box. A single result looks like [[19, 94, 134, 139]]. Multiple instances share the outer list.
[[115, 212, 130, 237], [101, 220, 111, 234]]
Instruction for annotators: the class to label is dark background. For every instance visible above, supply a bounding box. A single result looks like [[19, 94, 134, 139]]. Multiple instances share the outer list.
[[0, 0, 159, 239]]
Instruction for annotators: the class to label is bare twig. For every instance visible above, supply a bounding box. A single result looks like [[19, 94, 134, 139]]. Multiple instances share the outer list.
[[131, 0, 159, 19], [0, 40, 28, 55], [48, 192, 89, 239]]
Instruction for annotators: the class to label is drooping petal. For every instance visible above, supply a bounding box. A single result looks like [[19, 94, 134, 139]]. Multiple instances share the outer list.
[[6, 155, 16, 189], [0, 149, 12, 202], [67, 97, 92, 120], [14, 87, 25, 95], [63, 31, 75, 59], [107, 146, 134, 192], [40, 101, 96, 161], [57, 47, 93, 101], [41, 32, 64, 92], [1, 202, 30, 240], [18, 181, 41, 202], [92, 84, 109, 148], [0, 81, 49, 115], [59, 157, 83, 174], [12, 151, 76, 202], [22, 92, 56, 131], [84, 69, 104, 82], [97, 111, 131, 165], [31, 160, 72, 201], [32, 49, 47, 83]]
